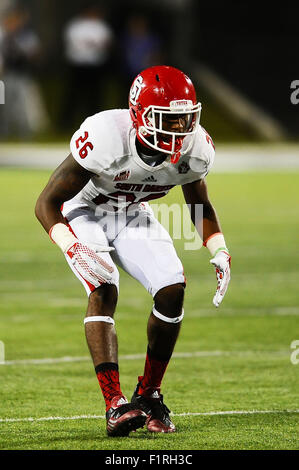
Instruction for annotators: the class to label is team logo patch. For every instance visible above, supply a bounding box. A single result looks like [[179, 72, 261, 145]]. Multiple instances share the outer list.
[[178, 162, 190, 174], [113, 170, 131, 181]]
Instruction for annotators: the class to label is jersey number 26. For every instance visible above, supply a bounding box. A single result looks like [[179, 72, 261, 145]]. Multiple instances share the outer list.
[[76, 131, 94, 159]]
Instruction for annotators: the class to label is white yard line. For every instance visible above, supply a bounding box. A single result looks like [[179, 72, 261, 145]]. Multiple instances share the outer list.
[[1, 349, 289, 366], [0, 272, 297, 287], [0, 143, 299, 171], [1, 409, 298, 424], [174, 409, 299, 417], [187, 306, 299, 317]]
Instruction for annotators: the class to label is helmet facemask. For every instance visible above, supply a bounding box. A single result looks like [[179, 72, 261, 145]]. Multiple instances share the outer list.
[[138, 100, 201, 163]]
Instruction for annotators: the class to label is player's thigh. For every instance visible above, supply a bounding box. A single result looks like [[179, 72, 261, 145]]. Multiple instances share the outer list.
[[62, 205, 120, 295], [112, 212, 185, 297], [63, 205, 109, 246]]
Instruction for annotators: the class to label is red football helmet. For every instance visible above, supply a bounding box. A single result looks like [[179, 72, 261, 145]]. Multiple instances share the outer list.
[[129, 65, 201, 163]]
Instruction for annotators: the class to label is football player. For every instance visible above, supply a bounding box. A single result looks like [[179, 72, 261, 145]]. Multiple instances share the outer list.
[[35, 65, 231, 437]]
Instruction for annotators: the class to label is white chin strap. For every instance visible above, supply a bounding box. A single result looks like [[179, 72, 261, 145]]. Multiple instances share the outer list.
[[152, 306, 184, 324], [84, 316, 115, 325]]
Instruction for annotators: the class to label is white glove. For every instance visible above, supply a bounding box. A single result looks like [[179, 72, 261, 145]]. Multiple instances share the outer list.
[[210, 250, 231, 307], [66, 242, 114, 286], [49, 223, 114, 287]]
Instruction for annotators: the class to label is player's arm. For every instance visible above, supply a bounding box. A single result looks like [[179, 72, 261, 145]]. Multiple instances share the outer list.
[[182, 178, 221, 241], [182, 179, 231, 307], [35, 153, 114, 285], [35, 153, 93, 232]]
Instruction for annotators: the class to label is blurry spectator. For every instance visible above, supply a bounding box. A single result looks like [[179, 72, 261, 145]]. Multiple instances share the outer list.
[[0, 6, 49, 138], [60, 4, 114, 131], [121, 14, 164, 84]]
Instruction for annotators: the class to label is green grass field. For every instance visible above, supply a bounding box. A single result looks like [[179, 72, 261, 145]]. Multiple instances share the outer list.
[[0, 168, 298, 450]]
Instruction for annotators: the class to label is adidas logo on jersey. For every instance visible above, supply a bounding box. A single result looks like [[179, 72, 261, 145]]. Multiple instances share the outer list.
[[142, 175, 157, 182]]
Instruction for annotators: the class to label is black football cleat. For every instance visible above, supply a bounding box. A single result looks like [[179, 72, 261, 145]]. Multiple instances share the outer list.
[[131, 384, 176, 433], [106, 395, 147, 437]]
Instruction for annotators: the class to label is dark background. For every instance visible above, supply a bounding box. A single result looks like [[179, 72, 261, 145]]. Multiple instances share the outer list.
[[197, 1, 298, 136], [1, 0, 298, 140]]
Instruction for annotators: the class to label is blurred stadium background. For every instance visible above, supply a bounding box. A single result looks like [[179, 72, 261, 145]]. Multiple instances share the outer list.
[[0, 0, 298, 451], [0, 0, 298, 142]]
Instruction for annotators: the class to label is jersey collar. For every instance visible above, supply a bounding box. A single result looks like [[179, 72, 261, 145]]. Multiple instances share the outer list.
[[129, 128, 171, 172]]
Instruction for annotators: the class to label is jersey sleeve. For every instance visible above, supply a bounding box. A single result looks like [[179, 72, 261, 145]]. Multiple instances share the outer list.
[[189, 127, 215, 178], [70, 114, 107, 175], [203, 135, 215, 177]]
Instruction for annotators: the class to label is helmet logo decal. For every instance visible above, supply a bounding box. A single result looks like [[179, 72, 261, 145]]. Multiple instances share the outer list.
[[170, 100, 193, 111], [130, 76, 143, 106]]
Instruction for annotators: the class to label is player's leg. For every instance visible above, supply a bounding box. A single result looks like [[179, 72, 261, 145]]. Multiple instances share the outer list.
[[84, 283, 146, 436], [85, 283, 118, 365], [130, 283, 185, 433], [62, 205, 146, 435], [137, 283, 185, 400], [112, 206, 186, 432], [85, 283, 120, 406], [148, 283, 185, 362]]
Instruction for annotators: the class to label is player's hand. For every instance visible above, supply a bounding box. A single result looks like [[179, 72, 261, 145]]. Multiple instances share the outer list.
[[210, 250, 231, 307], [66, 242, 114, 286]]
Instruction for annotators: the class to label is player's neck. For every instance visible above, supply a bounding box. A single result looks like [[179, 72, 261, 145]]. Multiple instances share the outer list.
[[135, 138, 167, 167]]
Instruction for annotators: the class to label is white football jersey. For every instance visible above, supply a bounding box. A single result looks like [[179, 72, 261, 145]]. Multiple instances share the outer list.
[[67, 109, 215, 211]]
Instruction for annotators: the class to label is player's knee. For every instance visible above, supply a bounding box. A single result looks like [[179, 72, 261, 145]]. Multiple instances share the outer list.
[[154, 283, 185, 318], [87, 284, 118, 316]]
